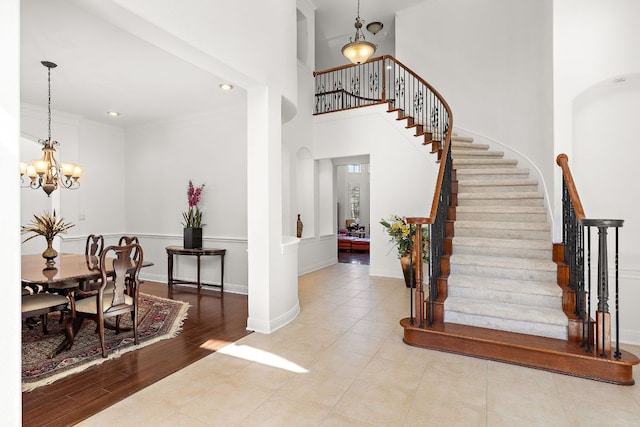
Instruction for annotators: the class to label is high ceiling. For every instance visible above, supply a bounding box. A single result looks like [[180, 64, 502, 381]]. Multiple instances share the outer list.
[[20, 0, 423, 129]]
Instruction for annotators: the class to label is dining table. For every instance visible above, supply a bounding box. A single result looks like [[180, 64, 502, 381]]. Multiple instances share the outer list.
[[21, 253, 153, 357]]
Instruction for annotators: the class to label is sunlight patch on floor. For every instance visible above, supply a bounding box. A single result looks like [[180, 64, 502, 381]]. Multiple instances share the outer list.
[[215, 343, 309, 373]]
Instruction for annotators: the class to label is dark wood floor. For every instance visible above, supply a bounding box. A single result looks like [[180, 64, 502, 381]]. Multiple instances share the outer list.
[[22, 281, 250, 427], [338, 250, 370, 265]]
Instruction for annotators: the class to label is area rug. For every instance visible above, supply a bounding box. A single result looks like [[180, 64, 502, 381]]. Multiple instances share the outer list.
[[22, 293, 189, 392]]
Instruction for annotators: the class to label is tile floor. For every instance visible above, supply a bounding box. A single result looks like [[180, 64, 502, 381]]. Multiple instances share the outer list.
[[79, 263, 640, 426]]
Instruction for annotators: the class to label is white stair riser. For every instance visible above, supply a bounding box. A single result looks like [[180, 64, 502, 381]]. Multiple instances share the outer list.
[[448, 285, 561, 308], [450, 263, 556, 281], [455, 227, 551, 240], [453, 244, 551, 260], [458, 184, 539, 193], [456, 211, 547, 222], [444, 312, 568, 340]]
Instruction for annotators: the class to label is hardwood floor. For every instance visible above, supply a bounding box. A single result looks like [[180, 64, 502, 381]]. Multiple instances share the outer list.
[[22, 281, 249, 427], [337, 250, 370, 265]]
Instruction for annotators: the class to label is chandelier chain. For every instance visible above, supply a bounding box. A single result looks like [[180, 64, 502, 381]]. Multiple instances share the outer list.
[[47, 64, 52, 142]]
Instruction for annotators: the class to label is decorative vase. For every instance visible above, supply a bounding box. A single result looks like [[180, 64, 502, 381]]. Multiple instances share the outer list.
[[42, 238, 58, 267], [183, 227, 203, 249], [400, 252, 419, 288], [296, 214, 303, 238]]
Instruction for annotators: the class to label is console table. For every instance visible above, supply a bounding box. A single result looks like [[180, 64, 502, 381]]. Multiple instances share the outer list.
[[166, 246, 226, 291]]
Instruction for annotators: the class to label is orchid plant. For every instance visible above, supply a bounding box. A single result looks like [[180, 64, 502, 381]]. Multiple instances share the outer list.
[[181, 180, 205, 228]]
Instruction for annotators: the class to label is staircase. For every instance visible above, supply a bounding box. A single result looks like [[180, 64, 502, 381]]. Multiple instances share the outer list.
[[314, 55, 639, 384], [446, 135, 568, 340]]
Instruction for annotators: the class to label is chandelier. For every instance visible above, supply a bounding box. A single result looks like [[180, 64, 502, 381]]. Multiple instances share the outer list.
[[341, 0, 377, 64], [20, 61, 82, 197]]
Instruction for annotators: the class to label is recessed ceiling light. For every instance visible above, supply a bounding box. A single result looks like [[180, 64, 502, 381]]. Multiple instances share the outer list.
[[107, 111, 120, 117], [219, 83, 233, 90]]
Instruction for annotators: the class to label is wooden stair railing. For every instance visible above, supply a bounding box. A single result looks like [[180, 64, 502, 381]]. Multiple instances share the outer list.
[[556, 154, 626, 359]]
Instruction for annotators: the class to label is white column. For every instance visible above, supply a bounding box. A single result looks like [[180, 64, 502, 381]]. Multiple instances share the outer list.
[[0, 0, 24, 422], [246, 85, 300, 333]]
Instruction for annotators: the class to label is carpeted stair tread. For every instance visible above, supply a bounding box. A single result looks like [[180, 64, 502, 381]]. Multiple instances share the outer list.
[[457, 192, 545, 207], [452, 237, 552, 259], [452, 235, 551, 251], [455, 220, 550, 232], [451, 135, 474, 142], [447, 274, 562, 308], [451, 141, 489, 150], [444, 297, 568, 340], [456, 168, 530, 179], [455, 205, 547, 218], [447, 274, 561, 297], [445, 297, 568, 325], [453, 158, 518, 168], [452, 150, 504, 158], [455, 205, 547, 213], [458, 178, 538, 187], [450, 253, 556, 272]]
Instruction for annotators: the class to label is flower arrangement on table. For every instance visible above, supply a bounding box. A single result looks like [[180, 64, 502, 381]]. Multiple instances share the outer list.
[[380, 215, 429, 264], [181, 180, 206, 228], [21, 210, 75, 266]]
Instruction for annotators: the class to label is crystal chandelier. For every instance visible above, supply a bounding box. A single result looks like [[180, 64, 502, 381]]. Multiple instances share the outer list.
[[20, 61, 82, 196], [341, 0, 376, 64]]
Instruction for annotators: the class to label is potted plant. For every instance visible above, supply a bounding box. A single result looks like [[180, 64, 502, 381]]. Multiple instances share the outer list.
[[21, 210, 75, 267], [380, 215, 429, 287], [181, 180, 205, 249]]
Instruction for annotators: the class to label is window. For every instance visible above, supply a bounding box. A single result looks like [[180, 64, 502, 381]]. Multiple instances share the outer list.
[[349, 184, 360, 220], [348, 163, 361, 174]]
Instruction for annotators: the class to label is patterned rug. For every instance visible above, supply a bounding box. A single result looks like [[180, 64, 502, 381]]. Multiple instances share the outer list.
[[22, 293, 189, 392]]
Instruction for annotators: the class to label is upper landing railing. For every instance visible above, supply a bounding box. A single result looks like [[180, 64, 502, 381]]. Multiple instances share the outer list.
[[314, 56, 453, 327]]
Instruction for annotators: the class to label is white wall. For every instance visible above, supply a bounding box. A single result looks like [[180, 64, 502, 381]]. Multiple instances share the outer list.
[[553, 0, 640, 240], [573, 74, 640, 344], [396, 0, 554, 227], [314, 105, 438, 279], [124, 105, 248, 294], [0, 0, 23, 421]]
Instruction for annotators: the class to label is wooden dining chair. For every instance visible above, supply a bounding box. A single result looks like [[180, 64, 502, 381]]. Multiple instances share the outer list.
[[85, 234, 104, 258], [84, 234, 104, 290], [22, 292, 68, 335], [70, 243, 143, 358], [118, 235, 141, 293]]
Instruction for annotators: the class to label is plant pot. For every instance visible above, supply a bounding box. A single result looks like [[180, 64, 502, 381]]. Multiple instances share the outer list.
[[183, 227, 202, 249], [400, 253, 418, 288], [42, 238, 58, 267]]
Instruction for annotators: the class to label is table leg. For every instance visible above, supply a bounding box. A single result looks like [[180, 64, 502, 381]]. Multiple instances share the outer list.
[[220, 253, 225, 292], [197, 254, 201, 290], [167, 252, 173, 289]]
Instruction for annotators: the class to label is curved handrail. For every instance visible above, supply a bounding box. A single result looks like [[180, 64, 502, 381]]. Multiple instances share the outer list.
[[556, 154, 586, 221], [315, 55, 454, 225]]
